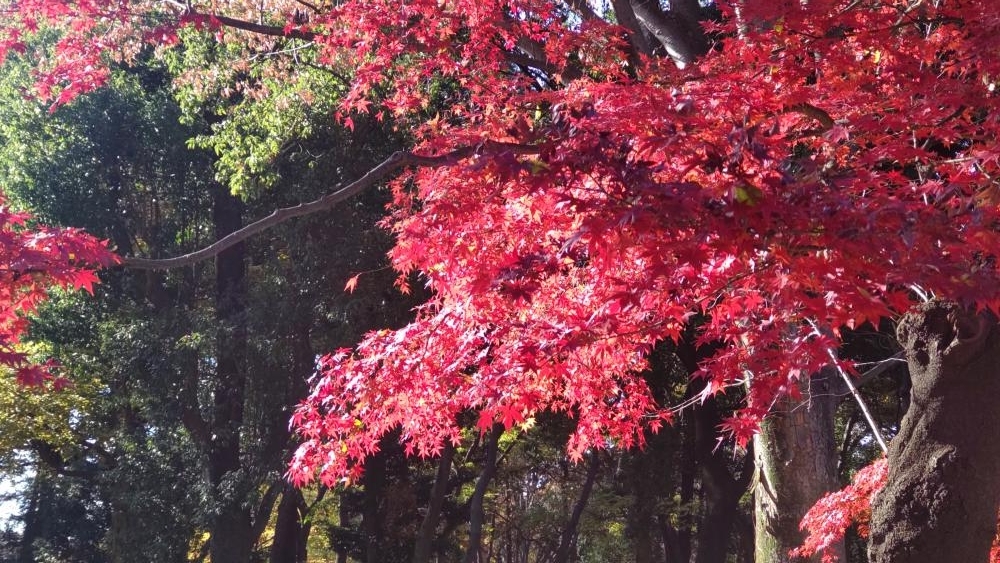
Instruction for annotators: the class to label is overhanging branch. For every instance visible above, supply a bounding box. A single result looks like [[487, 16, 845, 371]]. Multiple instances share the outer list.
[[207, 12, 317, 42], [121, 142, 540, 270]]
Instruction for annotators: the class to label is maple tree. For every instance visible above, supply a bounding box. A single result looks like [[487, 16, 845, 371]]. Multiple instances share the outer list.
[[0, 200, 115, 386], [4, 0, 1000, 560]]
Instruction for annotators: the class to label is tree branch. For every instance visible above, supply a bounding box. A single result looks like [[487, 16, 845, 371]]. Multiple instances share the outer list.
[[611, 0, 655, 57], [629, 0, 708, 66], [507, 51, 558, 75], [120, 142, 540, 270], [200, 11, 317, 41], [563, 0, 602, 22], [854, 351, 906, 388], [784, 102, 836, 136]]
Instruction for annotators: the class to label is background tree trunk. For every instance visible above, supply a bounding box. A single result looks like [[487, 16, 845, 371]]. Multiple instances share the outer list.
[[208, 187, 252, 563], [694, 398, 754, 563], [554, 452, 599, 563], [754, 371, 843, 563], [463, 425, 502, 563], [869, 302, 1000, 563], [269, 486, 308, 563], [413, 443, 455, 563]]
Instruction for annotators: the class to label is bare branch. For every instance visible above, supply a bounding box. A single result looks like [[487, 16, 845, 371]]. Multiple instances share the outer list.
[[121, 142, 540, 270], [201, 11, 317, 41], [808, 320, 890, 454], [855, 351, 906, 388]]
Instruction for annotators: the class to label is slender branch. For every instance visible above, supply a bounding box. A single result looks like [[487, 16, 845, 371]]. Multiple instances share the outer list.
[[462, 424, 502, 563], [834, 358, 888, 454], [807, 320, 889, 454], [837, 410, 860, 474], [250, 482, 283, 545], [413, 443, 456, 563], [292, 0, 322, 13], [554, 452, 600, 563], [855, 351, 906, 388], [162, 1, 318, 41], [121, 142, 540, 270], [784, 102, 837, 140]]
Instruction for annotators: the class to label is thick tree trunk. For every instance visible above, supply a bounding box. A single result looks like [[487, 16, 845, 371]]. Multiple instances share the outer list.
[[754, 371, 843, 563], [869, 302, 1000, 563], [269, 486, 308, 563]]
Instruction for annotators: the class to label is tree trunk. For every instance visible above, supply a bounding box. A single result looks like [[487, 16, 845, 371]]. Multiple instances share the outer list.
[[754, 371, 843, 563], [362, 446, 387, 563], [269, 323, 315, 563], [554, 452, 600, 563], [869, 302, 1000, 563], [269, 486, 308, 563], [413, 443, 456, 563], [17, 473, 40, 563], [208, 187, 253, 563], [629, 455, 656, 563], [336, 491, 350, 563], [463, 425, 502, 563], [694, 399, 754, 563]]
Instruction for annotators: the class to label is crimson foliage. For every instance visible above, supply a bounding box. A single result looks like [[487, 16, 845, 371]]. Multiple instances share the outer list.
[[0, 199, 116, 385], [4, 0, 999, 488]]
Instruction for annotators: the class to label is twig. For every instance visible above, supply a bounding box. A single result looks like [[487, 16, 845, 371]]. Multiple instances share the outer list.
[[808, 320, 889, 454]]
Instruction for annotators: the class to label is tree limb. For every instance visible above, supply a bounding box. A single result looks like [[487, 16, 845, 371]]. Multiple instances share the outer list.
[[507, 51, 559, 75], [120, 142, 540, 270], [200, 11, 317, 41], [611, 0, 655, 57], [554, 452, 600, 563], [784, 102, 837, 139], [854, 351, 906, 388], [629, 0, 708, 66], [564, 0, 602, 22]]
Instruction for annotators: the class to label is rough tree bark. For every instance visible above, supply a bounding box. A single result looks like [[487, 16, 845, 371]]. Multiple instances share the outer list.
[[869, 302, 1000, 563], [754, 371, 844, 563]]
